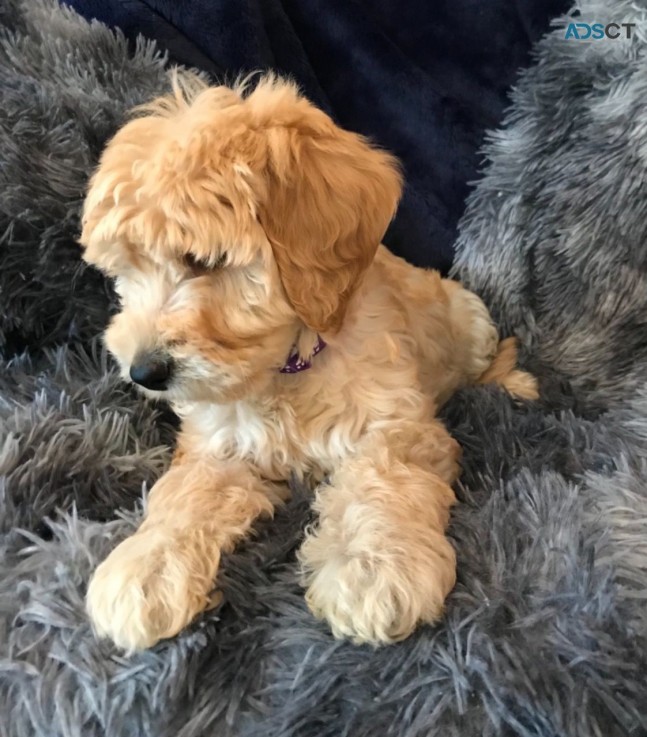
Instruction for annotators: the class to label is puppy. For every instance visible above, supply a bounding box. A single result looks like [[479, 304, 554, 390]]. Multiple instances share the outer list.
[[80, 72, 537, 651]]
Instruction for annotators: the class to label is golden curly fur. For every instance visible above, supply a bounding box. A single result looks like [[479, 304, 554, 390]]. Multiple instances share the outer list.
[[80, 72, 538, 652]]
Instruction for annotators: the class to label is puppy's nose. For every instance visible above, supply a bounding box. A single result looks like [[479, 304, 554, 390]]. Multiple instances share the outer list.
[[129, 355, 173, 391]]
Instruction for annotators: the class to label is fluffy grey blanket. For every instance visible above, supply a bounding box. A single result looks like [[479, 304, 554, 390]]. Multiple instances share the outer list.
[[2, 1, 647, 735]]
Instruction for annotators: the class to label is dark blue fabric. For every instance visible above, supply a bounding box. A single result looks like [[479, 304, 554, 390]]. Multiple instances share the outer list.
[[65, 0, 567, 272]]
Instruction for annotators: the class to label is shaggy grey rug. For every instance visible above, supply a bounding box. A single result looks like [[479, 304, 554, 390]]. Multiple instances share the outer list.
[[1, 1, 647, 735]]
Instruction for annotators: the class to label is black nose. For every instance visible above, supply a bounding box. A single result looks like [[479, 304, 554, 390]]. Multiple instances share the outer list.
[[129, 355, 173, 391]]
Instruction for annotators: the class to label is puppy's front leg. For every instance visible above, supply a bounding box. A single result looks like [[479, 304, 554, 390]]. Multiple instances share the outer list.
[[87, 455, 277, 651], [300, 419, 459, 645]]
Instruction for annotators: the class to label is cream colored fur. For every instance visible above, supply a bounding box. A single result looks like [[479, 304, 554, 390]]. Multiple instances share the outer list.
[[81, 73, 538, 652]]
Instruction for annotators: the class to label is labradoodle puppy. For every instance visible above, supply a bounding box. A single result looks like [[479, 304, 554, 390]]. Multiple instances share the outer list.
[[80, 73, 537, 652]]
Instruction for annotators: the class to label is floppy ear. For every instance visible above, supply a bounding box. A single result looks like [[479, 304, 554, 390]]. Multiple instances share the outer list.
[[259, 116, 402, 334]]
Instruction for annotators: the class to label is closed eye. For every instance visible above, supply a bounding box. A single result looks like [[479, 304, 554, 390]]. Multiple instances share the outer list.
[[182, 251, 227, 273]]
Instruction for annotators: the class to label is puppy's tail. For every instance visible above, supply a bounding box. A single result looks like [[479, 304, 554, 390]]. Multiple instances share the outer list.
[[477, 337, 539, 400]]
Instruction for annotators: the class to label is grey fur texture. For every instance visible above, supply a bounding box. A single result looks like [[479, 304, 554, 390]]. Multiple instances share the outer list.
[[2, 1, 647, 735]]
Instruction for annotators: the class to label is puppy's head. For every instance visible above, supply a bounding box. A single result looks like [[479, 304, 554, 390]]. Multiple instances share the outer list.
[[80, 73, 402, 402]]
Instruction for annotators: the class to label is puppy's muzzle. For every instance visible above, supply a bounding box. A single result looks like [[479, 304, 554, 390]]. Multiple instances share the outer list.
[[129, 353, 173, 391]]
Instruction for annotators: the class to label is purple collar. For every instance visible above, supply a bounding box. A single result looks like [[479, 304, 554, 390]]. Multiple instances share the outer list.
[[279, 336, 327, 374]]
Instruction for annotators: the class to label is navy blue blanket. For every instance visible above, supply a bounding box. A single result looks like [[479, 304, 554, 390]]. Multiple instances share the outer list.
[[66, 0, 566, 272]]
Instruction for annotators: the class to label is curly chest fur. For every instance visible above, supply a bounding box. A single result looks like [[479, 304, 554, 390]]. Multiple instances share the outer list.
[[175, 391, 368, 480]]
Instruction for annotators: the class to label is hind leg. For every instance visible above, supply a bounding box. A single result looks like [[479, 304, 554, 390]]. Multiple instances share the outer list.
[[444, 281, 499, 383], [442, 280, 538, 401]]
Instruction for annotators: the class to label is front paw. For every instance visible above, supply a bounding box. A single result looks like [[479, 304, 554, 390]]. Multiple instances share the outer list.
[[87, 528, 219, 651], [300, 527, 456, 645]]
